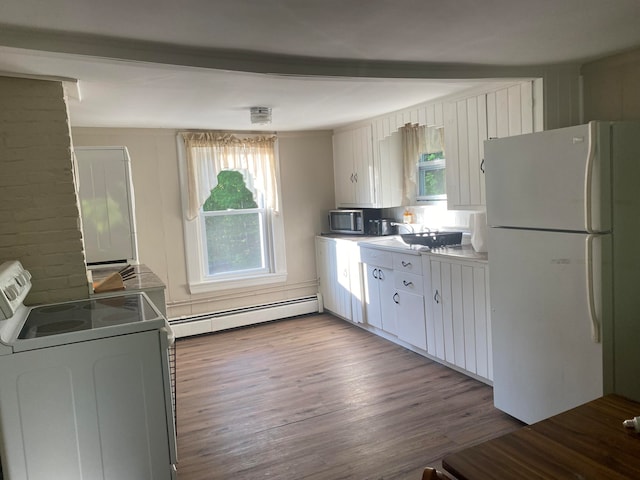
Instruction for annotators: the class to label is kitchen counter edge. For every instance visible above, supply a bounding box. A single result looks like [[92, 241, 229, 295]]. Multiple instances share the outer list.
[[318, 234, 488, 263]]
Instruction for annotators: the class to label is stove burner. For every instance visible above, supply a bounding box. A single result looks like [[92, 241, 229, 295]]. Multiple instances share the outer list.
[[37, 304, 78, 314], [100, 312, 138, 323], [82, 301, 106, 310], [35, 319, 88, 335]]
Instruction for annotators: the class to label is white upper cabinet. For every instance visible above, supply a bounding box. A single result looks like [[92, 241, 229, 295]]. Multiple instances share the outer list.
[[445, 80, 541, 210], [333, 125, 376, 207]]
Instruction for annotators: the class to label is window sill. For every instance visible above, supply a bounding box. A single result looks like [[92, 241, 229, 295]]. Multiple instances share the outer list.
[[188, 272, 288, 294]]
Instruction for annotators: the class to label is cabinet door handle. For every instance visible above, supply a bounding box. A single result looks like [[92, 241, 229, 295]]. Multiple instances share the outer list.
[[350, 173, 355, 183], [372, 268, 379, 279], [393, 292, 400, 304], [402, 280, 413, 287], [378, 269, 384, 280], [480, 158, 485, 173], [401, 260, 411, 267], [434, 289, 440, 304], [354, 172, 358, 183]]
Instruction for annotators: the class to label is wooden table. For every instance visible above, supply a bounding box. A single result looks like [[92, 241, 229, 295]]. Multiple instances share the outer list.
[[442, 395, 640, 479]]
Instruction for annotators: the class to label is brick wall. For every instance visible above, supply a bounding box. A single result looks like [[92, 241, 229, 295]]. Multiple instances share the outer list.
[[0, 76, 90, 304]]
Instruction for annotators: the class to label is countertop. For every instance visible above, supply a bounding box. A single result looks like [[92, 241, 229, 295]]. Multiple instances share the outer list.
[[89, 264, 166, 294], [320, 233, 488, 262]]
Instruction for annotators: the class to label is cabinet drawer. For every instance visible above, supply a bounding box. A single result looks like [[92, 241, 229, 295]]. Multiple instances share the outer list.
[[394, 272, 423, 294], [393, 253, 422, 274], [361, 247, 393, 269]]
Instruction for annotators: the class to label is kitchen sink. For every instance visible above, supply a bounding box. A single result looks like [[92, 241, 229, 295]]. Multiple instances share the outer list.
[[400, 231, 463, 248]]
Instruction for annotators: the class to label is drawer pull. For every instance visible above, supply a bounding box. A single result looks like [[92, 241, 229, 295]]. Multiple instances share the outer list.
[[401, 260, 412, 267], [402, 280, 413, 287]]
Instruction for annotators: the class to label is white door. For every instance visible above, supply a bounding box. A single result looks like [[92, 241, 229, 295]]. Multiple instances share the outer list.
[[395, 291, 427, 351], [364, 264, 382, 329], [489, 227, 607, 424], [333, 130, 355, 206], [352, 125, 375, 206], [484, 123, 611, 233], [334, 241, 354, 320], [429, 260, 446, 361], [377, 266, 397, 335]]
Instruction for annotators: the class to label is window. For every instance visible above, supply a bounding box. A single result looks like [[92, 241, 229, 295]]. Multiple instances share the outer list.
[[179, 133, 286, 293], [417, 126, 446, 201], [401, 123, 446, 203], [417, 151, 446, 200], [202, 170, 267, 276]]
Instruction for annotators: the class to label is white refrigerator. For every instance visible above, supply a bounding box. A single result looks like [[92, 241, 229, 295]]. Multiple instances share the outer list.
[[485, 121, 640, 425]]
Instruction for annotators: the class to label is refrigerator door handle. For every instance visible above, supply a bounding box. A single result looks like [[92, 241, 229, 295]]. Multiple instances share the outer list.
[[584, 121, 597, 233], [586, 234, 600, 343]]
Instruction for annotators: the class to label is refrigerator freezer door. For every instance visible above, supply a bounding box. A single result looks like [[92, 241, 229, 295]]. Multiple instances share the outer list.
[[489, 228, 607, 424], [75, 147, 139, 265], [485, 123, 611, 233]]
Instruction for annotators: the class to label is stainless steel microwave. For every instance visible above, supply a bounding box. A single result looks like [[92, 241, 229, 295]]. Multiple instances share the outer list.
[[328, 209, 382, 235]]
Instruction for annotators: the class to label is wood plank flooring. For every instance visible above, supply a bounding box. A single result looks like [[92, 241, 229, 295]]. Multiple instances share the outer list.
[[175, 313, 522, 480]]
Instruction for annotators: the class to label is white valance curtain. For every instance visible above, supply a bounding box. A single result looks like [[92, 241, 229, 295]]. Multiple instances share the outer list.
[[181, 132, 279, 220], [400, 124, 445, 203], [400, 124, 426, 205]]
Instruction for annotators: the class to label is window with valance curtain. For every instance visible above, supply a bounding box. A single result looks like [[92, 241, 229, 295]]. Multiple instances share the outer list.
[[401, 124, 446, 202], [179, 132, 286, 292]]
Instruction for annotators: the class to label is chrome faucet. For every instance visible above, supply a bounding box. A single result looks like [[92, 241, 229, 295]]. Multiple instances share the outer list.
[[391, 222, 416, 233]]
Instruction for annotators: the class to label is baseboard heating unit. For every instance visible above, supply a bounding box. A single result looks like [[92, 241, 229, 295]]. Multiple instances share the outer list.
[[169, 295, 320, 338]]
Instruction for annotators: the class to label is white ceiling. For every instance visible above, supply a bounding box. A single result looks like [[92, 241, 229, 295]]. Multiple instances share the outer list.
[[1, 0, 640, 131]]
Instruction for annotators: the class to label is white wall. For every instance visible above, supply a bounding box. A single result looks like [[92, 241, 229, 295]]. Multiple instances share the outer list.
[[0, 76, 89, 304], [71, 128, 335, 320]]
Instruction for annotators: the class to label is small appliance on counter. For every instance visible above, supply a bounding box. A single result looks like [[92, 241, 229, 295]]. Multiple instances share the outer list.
[[367, 218, 397, 236], [469, 211, 488, 252], [328, 208, 382, 235]]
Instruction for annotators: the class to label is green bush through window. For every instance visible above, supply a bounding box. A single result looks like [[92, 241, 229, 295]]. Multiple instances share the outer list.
[[202, 170, 267, 276]]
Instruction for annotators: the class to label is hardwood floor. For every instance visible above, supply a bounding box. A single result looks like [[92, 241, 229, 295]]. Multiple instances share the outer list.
[[175, 313, 522, 480]]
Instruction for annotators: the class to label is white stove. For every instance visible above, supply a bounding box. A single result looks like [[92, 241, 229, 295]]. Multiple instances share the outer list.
[[0, 260, 177, 480]]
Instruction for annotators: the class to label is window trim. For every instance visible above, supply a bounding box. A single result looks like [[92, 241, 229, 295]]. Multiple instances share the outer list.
[[177, 134, 287, 294]]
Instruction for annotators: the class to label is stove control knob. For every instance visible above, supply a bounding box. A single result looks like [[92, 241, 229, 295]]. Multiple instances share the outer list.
[[16, 272, 30, 286], [4, 285, 19, 301]]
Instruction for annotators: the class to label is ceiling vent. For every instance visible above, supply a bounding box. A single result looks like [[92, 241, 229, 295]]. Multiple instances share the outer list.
[[250, 106, 272, 125]]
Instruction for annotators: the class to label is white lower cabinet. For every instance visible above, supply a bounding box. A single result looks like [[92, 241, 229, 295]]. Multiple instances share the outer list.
[[317, 238, 492, 383], [363, 263, 396, 333], [422, 255, 492, 381], [361, 248, 397, 334], [315, 237, 362, 322], [394, 273, 426, 351], [393, 252, 426, 350]]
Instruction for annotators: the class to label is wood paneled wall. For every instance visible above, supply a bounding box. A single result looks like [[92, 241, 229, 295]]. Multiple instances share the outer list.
[[582, 47, 640, 122]]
